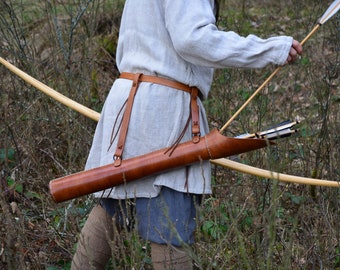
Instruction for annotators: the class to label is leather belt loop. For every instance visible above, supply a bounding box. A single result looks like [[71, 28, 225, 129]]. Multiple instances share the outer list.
[[113, 73, 142, 167]]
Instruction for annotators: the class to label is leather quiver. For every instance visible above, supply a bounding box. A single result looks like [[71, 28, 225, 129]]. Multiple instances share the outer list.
[[49, 129, 271, 202]]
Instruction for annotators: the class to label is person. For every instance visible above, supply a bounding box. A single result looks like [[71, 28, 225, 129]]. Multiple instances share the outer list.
[[71, 0, 302, 269]]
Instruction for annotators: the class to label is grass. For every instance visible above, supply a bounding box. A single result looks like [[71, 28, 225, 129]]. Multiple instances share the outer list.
[[1, 0, 339, 269]]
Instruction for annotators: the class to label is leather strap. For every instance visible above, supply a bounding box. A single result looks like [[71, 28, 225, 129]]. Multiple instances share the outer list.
[[114, 72, 201, 166], [120, 72, 194, 93], [190, 87, 200, 143], [113, 73, 142, 166]]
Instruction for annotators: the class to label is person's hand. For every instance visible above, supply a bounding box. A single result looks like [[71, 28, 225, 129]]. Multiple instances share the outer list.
[[286, 39, 303, 64]]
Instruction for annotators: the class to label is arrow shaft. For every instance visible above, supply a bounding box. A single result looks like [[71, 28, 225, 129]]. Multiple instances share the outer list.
[[219, 21, 325, 134], [219, 67, 282, 133], [300, 24, 320, 45]]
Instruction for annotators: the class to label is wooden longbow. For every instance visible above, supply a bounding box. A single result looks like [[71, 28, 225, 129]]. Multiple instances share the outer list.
[[1, 0, 339, 196]]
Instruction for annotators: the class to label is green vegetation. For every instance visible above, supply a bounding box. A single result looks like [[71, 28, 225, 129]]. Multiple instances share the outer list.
[[1, 0, 339, 269]]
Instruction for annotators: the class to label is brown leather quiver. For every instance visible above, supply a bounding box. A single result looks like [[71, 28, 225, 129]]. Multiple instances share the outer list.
[[49, 129, 271, 202]]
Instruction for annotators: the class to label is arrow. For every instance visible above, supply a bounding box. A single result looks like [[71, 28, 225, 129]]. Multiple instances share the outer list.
[[219, 0, 340, 133]]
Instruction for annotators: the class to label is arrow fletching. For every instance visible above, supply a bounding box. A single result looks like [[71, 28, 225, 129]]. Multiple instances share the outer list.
[[229, 120, 298, 162], [236, 120, 299, 140], [318, 0, 340, 25], [255, 120, 298, 140]]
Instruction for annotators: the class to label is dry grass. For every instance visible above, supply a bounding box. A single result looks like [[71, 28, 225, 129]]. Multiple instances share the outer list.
[[0, 0, 339, 269]]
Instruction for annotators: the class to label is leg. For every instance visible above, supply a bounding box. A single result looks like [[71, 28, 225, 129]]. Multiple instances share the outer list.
[[71, 204, 114, 270], [151, 242, 193, 270], [136, 187, 201, 269]]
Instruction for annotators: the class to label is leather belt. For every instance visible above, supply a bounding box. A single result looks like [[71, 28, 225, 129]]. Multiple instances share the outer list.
[[113, 72, 201, 167], [120, 72, 195, 93]]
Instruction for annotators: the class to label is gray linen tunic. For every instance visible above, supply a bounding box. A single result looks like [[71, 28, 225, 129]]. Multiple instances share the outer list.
[[86, 0, 293, 199]]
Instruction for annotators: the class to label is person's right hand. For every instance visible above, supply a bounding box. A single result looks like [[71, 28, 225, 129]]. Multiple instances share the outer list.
[[286, 39, 303, 64]]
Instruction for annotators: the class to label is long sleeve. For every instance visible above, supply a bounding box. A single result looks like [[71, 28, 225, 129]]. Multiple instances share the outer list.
[[117, 0, 293, 98], [163, 0, 292, 68]]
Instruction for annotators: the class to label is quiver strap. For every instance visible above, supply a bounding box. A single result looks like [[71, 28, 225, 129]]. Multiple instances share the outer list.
[[113, 73, 142, 166]]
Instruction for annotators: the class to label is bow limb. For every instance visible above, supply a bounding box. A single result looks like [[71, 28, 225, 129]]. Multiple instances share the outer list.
[[0, 57, 101, 122], [1, 57, 339, 187], [211, 158, 340, 188]]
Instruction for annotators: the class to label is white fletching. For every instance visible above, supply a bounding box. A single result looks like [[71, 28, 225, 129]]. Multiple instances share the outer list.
[[318, 0, 340, 24]]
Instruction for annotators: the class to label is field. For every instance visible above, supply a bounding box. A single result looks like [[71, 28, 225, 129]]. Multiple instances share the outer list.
[[0, 0, 339, 269]]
